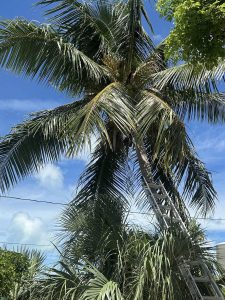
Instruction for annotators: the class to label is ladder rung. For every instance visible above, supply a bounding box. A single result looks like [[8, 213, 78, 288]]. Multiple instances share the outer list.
[[147, 183, 162, 189], [163, 215, 181, 222], [157, 205, 171, 210], [187, 260, 202, 266], [153, 193, 167, 199], [193, 276, 210, 283]]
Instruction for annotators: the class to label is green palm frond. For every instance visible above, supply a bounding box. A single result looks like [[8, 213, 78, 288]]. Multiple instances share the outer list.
[[60, 138, 130, 266], [66, 83, 134, 156], [131, 49, 166, 88], [152, 60, 225, 92], [37, 0, 122, 57], [137, 91, 217, 215], [73, 138, 129, 209], [19, 248, 45, 278], [27, 222, 222, 300], [137, 90, 188, 162], [171, 91, 225, 123], [0, 82, 133, 192], [115, 0, 153, 76], [82, 264, 123, 300], [0, 19, 108, 95], [60, 195, 126, 268], [35, 261, 82, 300], [0, 100, 85, 192], [175, 151, 217, 216], [118, 225, 214, 300]]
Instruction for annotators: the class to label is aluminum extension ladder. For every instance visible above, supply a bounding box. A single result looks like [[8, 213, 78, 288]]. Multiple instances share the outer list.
[[144, 178, 224, 300]]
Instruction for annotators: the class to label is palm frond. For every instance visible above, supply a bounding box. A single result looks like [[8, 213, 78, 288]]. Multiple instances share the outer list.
[[0, 19, 108, 95], [137, 90, 188, 161], [131, 48, 166, 88], [175, 151, 217, 217], [60, 195, 126, 270], [82, 264, 124, 300], [0, 81, 133, 192], [137, 91, 217, 215], [118, 225, 216, 300], [171, 91, 225, 123], [72, 137, 129, 209], [35, 261, 83, 300], [66, 83, 134, 156], [117, 0, 153, 75], [19, 248, 45, 278], [37, 0, 122, 57], [60, 135, 129, 264], [152, 60, 225, 92], [0, 99, 85, 192]]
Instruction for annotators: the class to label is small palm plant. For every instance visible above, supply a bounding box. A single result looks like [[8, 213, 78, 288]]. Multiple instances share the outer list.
[[29, 212, 220, 300]]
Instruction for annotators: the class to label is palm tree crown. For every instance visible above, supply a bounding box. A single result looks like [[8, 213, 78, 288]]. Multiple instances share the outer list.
[[0, 0, 224, 217]]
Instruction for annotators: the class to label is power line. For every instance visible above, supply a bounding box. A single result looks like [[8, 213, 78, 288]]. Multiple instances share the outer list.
[[0, 241, 52, 247], [1, 194, 225, 222], [0, 195, 67, 206]]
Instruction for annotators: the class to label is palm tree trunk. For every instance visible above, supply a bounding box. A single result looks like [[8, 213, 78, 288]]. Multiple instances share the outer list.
[[134, 137, 154, 183]]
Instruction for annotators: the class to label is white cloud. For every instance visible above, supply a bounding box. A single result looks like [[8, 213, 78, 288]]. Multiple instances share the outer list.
[[200, 218, 225, 232], [0, 99, 60, 112], [35, 164, 64, 189], [7, 212, 52, 249]]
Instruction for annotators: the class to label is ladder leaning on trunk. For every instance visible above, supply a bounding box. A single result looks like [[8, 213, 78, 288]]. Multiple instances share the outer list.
[[144, 178, 224, 300]]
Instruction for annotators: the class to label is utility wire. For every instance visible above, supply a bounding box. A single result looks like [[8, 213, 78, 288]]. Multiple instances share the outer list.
[[0, 241, 52, 247], [0, 195, 67, 206], [1, 195, 225, 221]]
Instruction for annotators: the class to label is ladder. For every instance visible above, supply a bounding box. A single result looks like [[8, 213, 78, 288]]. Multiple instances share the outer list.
[[144, 179, 224, 300]]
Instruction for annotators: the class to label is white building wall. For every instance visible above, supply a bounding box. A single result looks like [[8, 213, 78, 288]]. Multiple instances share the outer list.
[[216, 242, 225, 269]]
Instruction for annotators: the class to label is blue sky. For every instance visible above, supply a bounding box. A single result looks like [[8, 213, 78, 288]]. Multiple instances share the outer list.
[[0, 1, 225, 263]]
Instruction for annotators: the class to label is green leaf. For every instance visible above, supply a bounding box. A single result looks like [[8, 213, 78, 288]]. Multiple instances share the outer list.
[[0, 100, 85, 192], [82, 264, 124, 300], [66, 83, 134, 156], [137, 91, 217, 215], [0, 19, 108, 95], [152, 60, 225, 92]]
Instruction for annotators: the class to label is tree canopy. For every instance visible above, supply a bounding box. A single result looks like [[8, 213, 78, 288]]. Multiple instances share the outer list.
[[0, 248, 44, 300], [0, 249, 29, 298], [157, 0, 225, 67]]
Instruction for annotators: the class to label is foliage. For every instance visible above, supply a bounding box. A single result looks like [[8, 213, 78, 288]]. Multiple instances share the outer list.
[[36, 189, 223, 299], [0, 249, 29, 298], [0, 0, 223, 216], [0, 248, 45, 300], [29, 221, 222, 300], [157, 0, 225, 67]]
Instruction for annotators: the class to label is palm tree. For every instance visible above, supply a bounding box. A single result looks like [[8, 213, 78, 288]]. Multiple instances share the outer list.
[[0, 0, 224, 217]]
